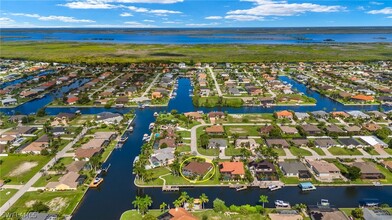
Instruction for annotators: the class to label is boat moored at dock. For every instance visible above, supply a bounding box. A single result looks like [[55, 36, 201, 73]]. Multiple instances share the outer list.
[[298, 182, 316, 191]]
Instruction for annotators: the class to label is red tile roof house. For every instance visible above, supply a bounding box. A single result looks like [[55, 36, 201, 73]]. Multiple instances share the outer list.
[[182, 161, 213, 179], [205, 125, 225, 135], [275, 110, 293, 119], [219, 161, 245, 180], [67, 97, 79, 105]]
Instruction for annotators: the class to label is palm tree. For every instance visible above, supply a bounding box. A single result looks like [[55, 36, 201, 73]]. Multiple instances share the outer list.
[[259, 195, 269, 208], [132, 196, 143, 214], [173, 199, 182, 208], [178, 192, 189, 206], [187, 197, 195, 211], [159, 202, 167, 213], [143, 195, 153, 214], [199, 193, 209, 209]]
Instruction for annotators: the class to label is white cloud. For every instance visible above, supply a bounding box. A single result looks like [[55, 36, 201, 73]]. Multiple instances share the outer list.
[[10, 13, 95, 23], [357, 6, 366, 11], [162, 21, 182, 24], [120, 12, 133, 17], [370, 1, 384, 5], [124, 21, 155, 27], [205, 16, 223, 20], [388, 16, 392, 18], [225, 15, 263, 21], [60, 0, 118, 9], [128, 6, 149, 12], [38, 16, 95, 23], [186, 22, 219, 27], [112, 0, 182, 3], [228, 0, 345, 17], [368, 7, 392, 14], [0, 17, 15, 25], [148, 9, 182, 14], [143, 19, 155, 22]]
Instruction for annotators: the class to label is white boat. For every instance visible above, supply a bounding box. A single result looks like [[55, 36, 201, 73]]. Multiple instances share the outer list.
[[142, 134, 150, 142], [119, 137, 128, 143], [319, 199, 330, 207], [93, 177, 102, 184], [128, 126, 134, 132], [268, 185, 283, 191], [149, 123, 155, 130], [153, 112, 159, 117], [275, 200, 290, 207]]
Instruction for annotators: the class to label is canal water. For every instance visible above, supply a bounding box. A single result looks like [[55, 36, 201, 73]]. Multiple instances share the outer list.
[[0, 69, 55, 89], [0, 76, 391, 220]]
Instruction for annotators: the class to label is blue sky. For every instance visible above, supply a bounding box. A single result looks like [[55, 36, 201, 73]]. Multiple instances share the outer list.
[[0, 0, 391, 27]]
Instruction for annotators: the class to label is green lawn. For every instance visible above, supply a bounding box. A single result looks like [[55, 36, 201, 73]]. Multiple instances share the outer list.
[[225, 147, 251, 156], [328, 147, 362, 156], [7, 190, 85, 216], [225, 126, 260, 136], [384, 148, 392, 155], [197, 147, 219, 156], [120, 210, 163, 220], [0, 155, 51, 184], [177, 131, 191, 138], [273, 148, 286, 156], [289, 147, 312, 156], [0, 189, 18, 207], [176, 145, 191, 153], [312, 148, 326, 156], [33, 174, 62, 187]]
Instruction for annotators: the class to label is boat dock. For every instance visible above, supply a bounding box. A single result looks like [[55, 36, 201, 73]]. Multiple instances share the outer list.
[[162, 185, 180, 192], [298, 182, 316, 191]]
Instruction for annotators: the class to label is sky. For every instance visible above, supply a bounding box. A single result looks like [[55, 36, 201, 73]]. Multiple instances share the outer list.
[[0, 0, 391, 28]]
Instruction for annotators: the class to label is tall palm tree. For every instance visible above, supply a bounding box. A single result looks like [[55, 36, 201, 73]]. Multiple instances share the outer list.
[[178, 192, 189, 206], [132, 196, 143, 214], [187, 197, 195, 211], [173, 199, 182, 208], [199, 193, 209, 209], [159, 202, 167, 213], [142, 195, 153, 214], [259, 195, 269, 208]]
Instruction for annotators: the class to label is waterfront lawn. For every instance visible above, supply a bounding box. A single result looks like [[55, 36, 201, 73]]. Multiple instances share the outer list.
[[311, 147, 326, 156], [0, 189, 18, 207], [328, 147, 362, 156], [120, 210, 162, 220], [7, 190, 85, 216], [289, 147, 312, 156], [0, 155, 51, 184]]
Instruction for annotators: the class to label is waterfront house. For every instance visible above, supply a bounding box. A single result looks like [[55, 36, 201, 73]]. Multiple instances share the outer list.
[[46, 171, 84, 191], [94, 132, 117, 141], [351, 162, 385, 180], [75, 148, 102, 161], [207, 138, 227, 149], [9, 115, 27, 123], [66, 96, 79, 105], [151, 91, 163, 99], [96, 112, 123, 124], [150, 148, 175, 167], [279, 161, 311, 179], [331, 111, 350, 118], [219, 161, 245, 180], [158, 138, 176, 148], [184, 112, 203, 120], [1, 98, 17, 106], [22, 213, 58, 220], [308, 207, 349, 220], [248, 160, 278, 180], [275, 110, 293, 119], [381, 161, 392, 172], [157, 207, 197, 220], [182, 161, 213, 178], [367, 111, 387, 119], [268, 212, 303, 220], [205, 125, 225, 135], [66, 161, 87, 173], [3, 126, 37, 137], [306, 159, 341, 180], [311, 110, 329, 119], [259, 97, 274, 105], [363, 208, 392, 220], [351, 94, 375, 103]]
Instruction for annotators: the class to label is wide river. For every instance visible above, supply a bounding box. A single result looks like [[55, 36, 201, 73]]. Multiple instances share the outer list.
[[1, 28, 392, 44], [1, 76, 392, 220]]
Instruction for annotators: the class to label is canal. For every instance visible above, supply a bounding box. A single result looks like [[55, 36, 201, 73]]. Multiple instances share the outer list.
[[0, 76, 391, 220]]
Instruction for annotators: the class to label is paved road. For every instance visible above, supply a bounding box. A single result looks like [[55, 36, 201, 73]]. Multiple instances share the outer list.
[[142, 73, 162, 98], [207, 67, 222, 97], [0, 127, 89, 216]]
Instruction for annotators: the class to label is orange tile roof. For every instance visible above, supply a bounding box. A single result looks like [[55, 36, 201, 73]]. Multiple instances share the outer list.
[[205, 125, 224, 133], [351, 94, 374, 101], [168, 208, 198, 220], [219, 161, 245, 175], [276, 110, 293, 117]]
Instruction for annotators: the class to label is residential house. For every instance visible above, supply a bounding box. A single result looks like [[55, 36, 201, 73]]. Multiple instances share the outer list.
[[22, 213, 58, 220], [381, 161, 392, 172], [205, 125, 225, 135], [219, 161, 245, 180], [325, 125, 345, 134], [279, 126, 298, 135], [314, 138, 338, 148], [46, 171, 85, 191], [344, 125, 362, 133], [21, 134, 50, 154], [66, 161, 87, 173], [157, 208, 197, 220], [300, 124, 322, 135], [279, 161, 312, 179], [311, 110, 329, 119], [150, 148, 175, 167], [351, 94, 375, 103], [347, 110, 370, 119], [96, 112, 123, 124], [184, 112, 203, 120], [351, 162, 385, 179], [275, 110, 293, 119], [338, 138, 364, 148], [235, 138, 259, 149], [295, 112, 310, 120], [207, 138, 227, 149], [159, 138, 176, 148], [331, 111, 350, 118], [182, 161, 213, 178], [290, 139, 309, 147], [306, 159, 341, 180], [259, 125, 274, 135], [358, 136, 388, 148], [362, 123, 382, 132], [248, 160, 278, 180], [265, 139, 290, 148]]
